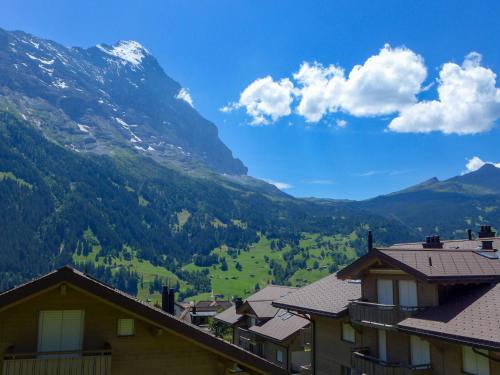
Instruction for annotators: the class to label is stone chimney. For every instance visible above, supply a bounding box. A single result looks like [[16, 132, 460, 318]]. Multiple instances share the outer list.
[[478, 225, 496, 238], [422, 235, 443, 249]]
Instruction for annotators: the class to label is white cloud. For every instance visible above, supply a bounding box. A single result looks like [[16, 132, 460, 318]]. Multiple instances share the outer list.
[[223, 76, 295, 125], [463, 156, 500, 174], [225, 47, 500, 135], [336, 119, 347, 128], [262, 178, 292, 190], [294, 45, 427, 121], [176, 88, 194, 107], [389, 53, 500, 134]]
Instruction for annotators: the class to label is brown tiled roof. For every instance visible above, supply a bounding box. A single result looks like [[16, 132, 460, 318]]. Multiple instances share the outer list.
[[196, 300, 233, 311], [337, 247, 500, 282], [398, 283, 500, 350], [273, 273, 361, 318], [214, 305, 243, 325], [246, 285, 297, 301], [246, 301, 279, 319], [391, 237, 500, 250], [249, 310, 310, 342], [0, 266, 288, 375]]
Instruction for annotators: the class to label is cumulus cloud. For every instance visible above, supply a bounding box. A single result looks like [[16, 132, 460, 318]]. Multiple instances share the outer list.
[[176, 88, 194, 107], [262, 178, 292, 190], [222, 76, 295, 125], [294, 45, 427, 121], [389, 53, 500, 134], [224, 46, 500, 135], [463, 156, 500, 174]]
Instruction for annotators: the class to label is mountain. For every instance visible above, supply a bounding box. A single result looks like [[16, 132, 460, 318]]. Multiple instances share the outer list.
[[347, 164, 500, 238], [0, 28, 246, 175], [0, 110, 416, 297]]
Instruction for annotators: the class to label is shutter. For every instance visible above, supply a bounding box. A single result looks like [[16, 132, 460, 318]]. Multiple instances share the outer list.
[[411, 335, 430, 366], [38, 310, 84, 354], [377, 279, 393, 305], [399, 280, 417, 308], [38, 311, 63, 352], [378, 329, 387, 361]]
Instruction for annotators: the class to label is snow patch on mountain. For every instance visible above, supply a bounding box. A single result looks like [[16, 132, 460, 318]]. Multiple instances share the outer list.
[[96, 41, 149, 66], [26, 53, 54, 65], [176, 88, 194, 107]]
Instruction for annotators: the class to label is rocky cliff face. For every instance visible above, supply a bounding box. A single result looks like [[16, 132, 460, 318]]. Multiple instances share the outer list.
[[0, 28, 247, 175]]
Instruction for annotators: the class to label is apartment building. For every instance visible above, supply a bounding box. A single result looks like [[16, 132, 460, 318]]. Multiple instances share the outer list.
[[215, 285, 311, 373], [0, 266, 288, 375], [274, 227, 500, 375]]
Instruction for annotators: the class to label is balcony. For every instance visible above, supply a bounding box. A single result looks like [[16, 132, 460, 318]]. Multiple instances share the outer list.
[[352, 350, 432, 375], [349, 301, 425, 327], [2, 349, 112, 375]]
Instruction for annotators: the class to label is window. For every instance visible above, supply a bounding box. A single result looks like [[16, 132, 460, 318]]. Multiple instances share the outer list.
[[399, 280, 418, 308], [342, 323, 355, 343], [410, 335, 430, 366], [117, 318, 135, 336], [377, 279, 393, 305], [38, 310, 84, 353], [276, 349, 284, 363], [378, 329, 387, 362], [463, 346, 490, 375]]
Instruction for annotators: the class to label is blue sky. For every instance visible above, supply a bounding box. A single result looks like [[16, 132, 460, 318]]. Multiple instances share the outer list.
[[2, 0, 500, 199]]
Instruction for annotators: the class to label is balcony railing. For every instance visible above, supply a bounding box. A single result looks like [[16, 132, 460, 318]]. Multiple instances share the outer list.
[[349, 301, 425, 327], [352, 350, 432, 375], [3, 349, 112, 375]]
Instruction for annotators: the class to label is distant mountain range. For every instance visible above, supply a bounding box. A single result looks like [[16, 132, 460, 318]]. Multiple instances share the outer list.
[[346, 164, 500, 238], [0, 27, 498, 298]]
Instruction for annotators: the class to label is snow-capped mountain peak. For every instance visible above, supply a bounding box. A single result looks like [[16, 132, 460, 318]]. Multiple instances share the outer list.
[[96, 40, 149, 66]]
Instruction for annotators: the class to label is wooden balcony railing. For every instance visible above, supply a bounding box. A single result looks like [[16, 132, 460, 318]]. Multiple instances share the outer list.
[[352, 350, 432, 375], [2, 349, 112, 375], [349, 301, 425, 327]]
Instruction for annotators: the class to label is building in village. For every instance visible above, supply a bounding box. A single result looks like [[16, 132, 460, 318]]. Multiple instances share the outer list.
[[215, 285, 311, 373], [0, 266, 288, 375], [274, 226, 500, 375]]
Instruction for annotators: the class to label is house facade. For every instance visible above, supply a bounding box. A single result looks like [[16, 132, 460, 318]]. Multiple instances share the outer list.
[[274, 227, 500, 375], [215, 285, 311, 373], [0, 266, 288, 375]]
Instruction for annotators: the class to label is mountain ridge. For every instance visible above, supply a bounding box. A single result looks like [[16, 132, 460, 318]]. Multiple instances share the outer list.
[[0, 27, 247, 175]]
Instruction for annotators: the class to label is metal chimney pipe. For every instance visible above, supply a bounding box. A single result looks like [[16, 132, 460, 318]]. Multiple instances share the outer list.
[[467, 229, 472, 241], [161, 286, 169, 313], [368, 231, 373, 252], [168, 288, 175, 315]]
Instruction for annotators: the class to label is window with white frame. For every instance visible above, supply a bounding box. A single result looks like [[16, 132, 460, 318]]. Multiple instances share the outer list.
[[342, 322, 355, 343], [117, 318, 135, 336], [410, 335, 430, 366], [276, 349, 284, 363], [462, 346, 490, 375]]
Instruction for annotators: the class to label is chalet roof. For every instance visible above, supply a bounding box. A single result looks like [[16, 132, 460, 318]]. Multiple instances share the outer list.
[[337, 247, 500, 282], [195, 300, 232, 311], [398, 283, 500, 350], [249, 310, 310, 342], [0, 266, 287, 375], [214, 305, 243, 325], [390, 237, 500, 251], [273, 273, 361, 318], [246, 285, 297, 301]]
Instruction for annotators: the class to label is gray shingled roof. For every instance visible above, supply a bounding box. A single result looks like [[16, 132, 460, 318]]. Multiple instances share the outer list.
[[214, 305, 242, 325], [249, 310, 310, 342], [273, 273, 361, 317], [398, 283, 500, 350]]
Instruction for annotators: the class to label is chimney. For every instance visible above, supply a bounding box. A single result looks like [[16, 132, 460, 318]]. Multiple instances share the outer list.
[[482, 240, 494, 250], [161, 286, 175, 315], [168, 288, 175, 315], [478, 225, 496, 238], [367, 231, 373, 252], [234, 297, 243, 310], [423, 235, 443, 249], [467, 229, 472, 241]]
